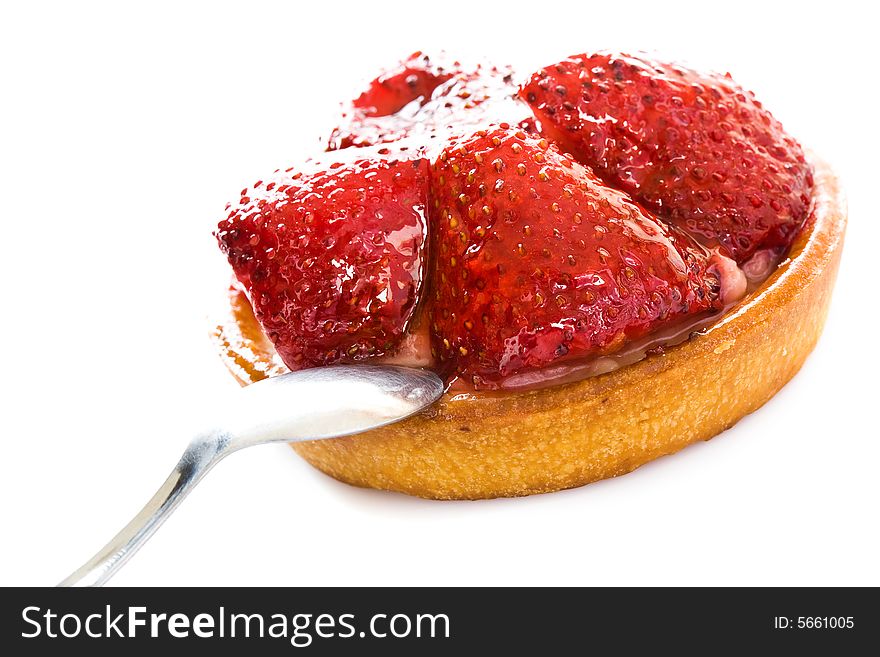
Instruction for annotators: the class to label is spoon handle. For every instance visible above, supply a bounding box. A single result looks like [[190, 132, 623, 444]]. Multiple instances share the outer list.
[[56, 365, 443, 586], [58, 431, 228, 587]]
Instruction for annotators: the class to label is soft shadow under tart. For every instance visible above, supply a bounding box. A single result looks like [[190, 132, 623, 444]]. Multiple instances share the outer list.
[[213, 156, 846, 500]]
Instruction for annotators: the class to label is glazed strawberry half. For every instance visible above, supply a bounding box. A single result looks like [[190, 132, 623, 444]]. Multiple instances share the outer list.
[[428, 126, 738, 389], [520, 52, 814, 263], [348, 51, 454, 118], [328, 51, 530, 153], [215, 147, 429, 370]]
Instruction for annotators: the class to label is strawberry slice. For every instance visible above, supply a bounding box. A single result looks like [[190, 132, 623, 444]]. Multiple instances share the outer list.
[[520, 53, 813, 263], [215, 148, 429, 371], [349, 50, 454, 118], [428, 126, 732, 389], [329, 52, 529, 152]]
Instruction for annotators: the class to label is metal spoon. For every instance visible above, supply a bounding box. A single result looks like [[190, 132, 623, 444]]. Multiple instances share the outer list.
[[59, 364, 444, 587]]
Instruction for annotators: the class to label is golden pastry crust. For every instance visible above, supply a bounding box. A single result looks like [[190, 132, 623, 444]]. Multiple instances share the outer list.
[[212, 157, 846, 500]]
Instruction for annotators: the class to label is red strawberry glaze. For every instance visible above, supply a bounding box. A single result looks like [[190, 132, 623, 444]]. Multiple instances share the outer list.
[[214, 52, 816, 394]]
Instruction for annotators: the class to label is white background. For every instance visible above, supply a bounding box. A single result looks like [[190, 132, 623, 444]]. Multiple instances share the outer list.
[[1, 0, 877, 586]]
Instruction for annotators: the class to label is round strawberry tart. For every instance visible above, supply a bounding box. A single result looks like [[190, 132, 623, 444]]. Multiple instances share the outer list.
[[212, 52, 846, 499]]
